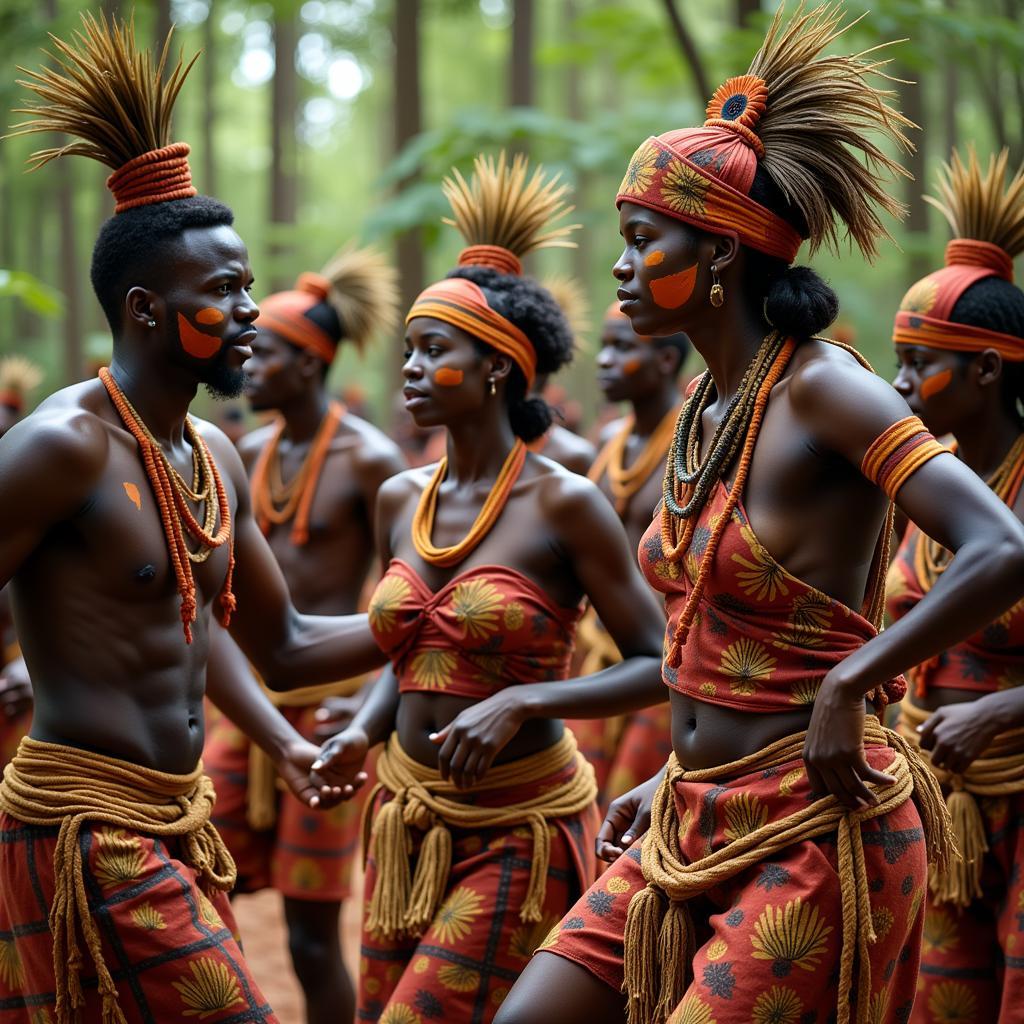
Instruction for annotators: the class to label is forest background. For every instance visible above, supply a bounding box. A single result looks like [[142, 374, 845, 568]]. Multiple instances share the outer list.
[[0, 0, 1020, 429]]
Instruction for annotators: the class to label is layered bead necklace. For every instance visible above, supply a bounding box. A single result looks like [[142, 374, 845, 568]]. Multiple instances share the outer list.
[[99, 367, 236, 642], [250, 400, 345, 547], [412, 439, 527, 567]]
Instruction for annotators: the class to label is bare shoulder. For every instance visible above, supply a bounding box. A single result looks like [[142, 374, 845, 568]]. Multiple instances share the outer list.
[[529, 453, 618, 532], [785, 338, 911, 454], [376, 463, 433, 511], [192, 415, 248, 490], [338, 413, 407, 475], [548, 425, 597, 474], [236, 422, 277, 466], [597, 416, 628, 447]]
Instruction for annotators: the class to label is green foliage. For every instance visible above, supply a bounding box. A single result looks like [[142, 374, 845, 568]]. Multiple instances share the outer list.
[[0, 270, 62, 316]]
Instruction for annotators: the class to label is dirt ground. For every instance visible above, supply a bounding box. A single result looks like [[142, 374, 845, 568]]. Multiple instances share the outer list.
[[232, 866, 364, 1024]]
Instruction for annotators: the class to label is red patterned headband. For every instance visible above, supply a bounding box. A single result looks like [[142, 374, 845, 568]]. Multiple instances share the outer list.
[[892, 239, 1024, 361], [616, 76, 803, 264], [106, 143, 198, 213], [406, 277, 537, 388], [256, 273, 340, 364]]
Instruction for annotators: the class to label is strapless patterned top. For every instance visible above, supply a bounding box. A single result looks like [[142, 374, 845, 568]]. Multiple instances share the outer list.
[[887, 525, 1024, 696], [367, 558, 584, 698], [639, 479, 898, 711]]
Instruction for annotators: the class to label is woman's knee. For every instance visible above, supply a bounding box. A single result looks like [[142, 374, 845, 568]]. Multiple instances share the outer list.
[[495, 951, 625, 1024]]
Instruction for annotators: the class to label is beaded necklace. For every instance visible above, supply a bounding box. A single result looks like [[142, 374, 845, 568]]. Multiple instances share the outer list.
[[914, 432, 1024, 590], [412, 439, 527, 567], [589, 402, 682, 515], [99, 367, 236, 642], [250, 400, 345, 547]]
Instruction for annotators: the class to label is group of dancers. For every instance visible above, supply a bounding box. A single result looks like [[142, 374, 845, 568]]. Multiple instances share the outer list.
[[1, 5, 1024, 1024]]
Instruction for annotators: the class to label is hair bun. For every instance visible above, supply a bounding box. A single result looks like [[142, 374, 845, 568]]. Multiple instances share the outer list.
[[944, 239, 1014, 282], [296, 272, 331, 301]]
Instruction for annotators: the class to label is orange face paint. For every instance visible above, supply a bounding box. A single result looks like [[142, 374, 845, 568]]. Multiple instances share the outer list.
[[123, 482, 142, 510], [434, 367, 464, 387], [649, 263, 698, 310], [644, 250, 666, 268], [622, 357, 644, 376], [177, 312, 221, 360], [195, 307, 225, 325], [920, 367, 954, 401]]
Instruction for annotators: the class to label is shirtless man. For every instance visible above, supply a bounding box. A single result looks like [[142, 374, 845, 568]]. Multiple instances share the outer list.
[[204, 250, 405, 1024], [0, 18, 382, 1021]]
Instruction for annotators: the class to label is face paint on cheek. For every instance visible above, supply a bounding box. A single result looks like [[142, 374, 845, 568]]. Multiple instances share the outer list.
[[176, 312, 222, 359], [195, 307, 225, 325], [648, 263, 698, 310], [643, 250, 666, 268], [622, 358, 643, 376], [920, 367, 954, 401], [434, 367, 464, 387]]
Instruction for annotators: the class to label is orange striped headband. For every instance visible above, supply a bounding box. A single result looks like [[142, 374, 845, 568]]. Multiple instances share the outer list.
[[106, 143, 198, 213], [616, 77, 802, 264], [406, 277, 537, 388], [255, 273, 339, 364], [892, 239, 1024, 361], [861, 416, 950, 500]]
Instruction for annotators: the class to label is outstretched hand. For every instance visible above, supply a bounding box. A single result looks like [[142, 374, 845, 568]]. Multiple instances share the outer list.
[[311, 726, 370, 803], [918, 702, 1000, 775], [596, 769, 663, 862], [804, 672, 895, 809], [273, 739, 354, 811]]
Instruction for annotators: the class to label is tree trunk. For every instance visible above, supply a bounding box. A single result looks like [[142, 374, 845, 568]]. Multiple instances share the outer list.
[[153, 0, 172, 61], [900, 76, 930, 287], [660, 0, 710, 102], [508, 0, 534, 108], [43, 0, 84, 380], [201, 0, 217, 196], [392, 0, 424, 415], [736, 0, 760, 27], [942, 0, 957, 154], [269, 6, 298, 290]]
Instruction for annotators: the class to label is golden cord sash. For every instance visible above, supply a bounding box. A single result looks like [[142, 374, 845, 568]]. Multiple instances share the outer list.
[[0, 737, 235, 1024], [898, 700, 1024, 907], [622, 718, 954, 1024], [364, 730, 597, 939]]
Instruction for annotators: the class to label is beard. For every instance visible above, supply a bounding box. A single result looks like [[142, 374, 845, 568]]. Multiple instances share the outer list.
[[199, 352, 247, 400]]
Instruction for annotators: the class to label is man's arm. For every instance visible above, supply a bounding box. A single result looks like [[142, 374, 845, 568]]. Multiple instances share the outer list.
[[199, 426, 388, 689]]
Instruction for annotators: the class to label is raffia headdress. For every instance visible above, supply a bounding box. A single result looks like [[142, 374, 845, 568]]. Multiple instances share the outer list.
[[7, 11, 198, 211], [617, 2, 914, 263], [541, 275, 591, 350], [0, 355, 43, 412], [256, 246, 401, 362], [406, 152, 580, 387], [893, 147, 1024, 361]]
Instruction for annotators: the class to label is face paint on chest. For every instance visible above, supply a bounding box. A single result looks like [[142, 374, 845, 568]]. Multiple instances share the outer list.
[[177, 312, 221, 360], [434, 367, 465, 387], [195, 307, 225, 326], [643, 250, 666, 268], [648, 263, 698, 310], [123, 482, 142, 510], [920, 367, 954, 401]]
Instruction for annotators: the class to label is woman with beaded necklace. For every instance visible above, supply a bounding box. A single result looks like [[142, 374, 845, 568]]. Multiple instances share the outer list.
[[314, 154, 665, 1023], [495, 7, 1024, 1024], [887, 148, 1024, 1023]]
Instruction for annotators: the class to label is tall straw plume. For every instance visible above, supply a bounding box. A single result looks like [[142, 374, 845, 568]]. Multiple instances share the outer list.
[[0, 355, 43, 397], [7, 11, 197, 171], [746, 2, 916, 258], [443, 152, 580, 259], [541, 274, 591, 344], [319, 245, 401, 351], [926, 147, 1024, 258]]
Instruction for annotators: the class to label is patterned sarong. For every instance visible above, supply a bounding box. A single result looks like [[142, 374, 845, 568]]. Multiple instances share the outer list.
[[204, 698, 365, 902], [544, 742, 933, 1024], [358, 733, 599, 1024]]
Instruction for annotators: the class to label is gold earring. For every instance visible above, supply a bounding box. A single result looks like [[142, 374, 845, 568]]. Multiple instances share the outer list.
[[489, 378, 497, 396], [709, 264, 724, 308]]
